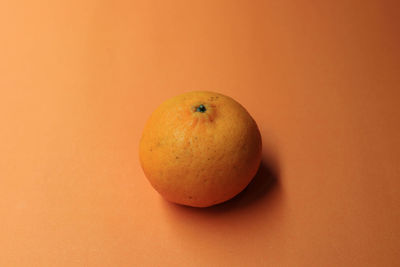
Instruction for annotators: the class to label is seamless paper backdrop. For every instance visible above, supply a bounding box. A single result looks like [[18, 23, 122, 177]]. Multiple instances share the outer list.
[[1, 0, 399, 266]]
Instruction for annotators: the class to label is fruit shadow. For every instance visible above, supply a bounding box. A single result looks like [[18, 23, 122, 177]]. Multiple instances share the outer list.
[[165, 155, 280, 214]]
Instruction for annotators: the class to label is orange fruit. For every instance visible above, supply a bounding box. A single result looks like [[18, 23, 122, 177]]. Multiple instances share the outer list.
[[139, 91, 262, 207]]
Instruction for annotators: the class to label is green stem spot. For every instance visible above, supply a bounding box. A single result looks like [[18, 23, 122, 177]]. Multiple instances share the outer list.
[[196, 104, 206, 113]]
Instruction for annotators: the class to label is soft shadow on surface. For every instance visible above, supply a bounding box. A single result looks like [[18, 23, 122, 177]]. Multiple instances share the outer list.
[[164, 154, 280, 214]]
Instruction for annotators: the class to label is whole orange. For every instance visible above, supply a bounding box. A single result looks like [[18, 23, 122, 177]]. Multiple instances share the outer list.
[[139, 91, 262, 207]]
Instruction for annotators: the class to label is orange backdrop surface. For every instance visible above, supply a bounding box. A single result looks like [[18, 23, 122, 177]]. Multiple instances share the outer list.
[[1, 0, 400, 266]]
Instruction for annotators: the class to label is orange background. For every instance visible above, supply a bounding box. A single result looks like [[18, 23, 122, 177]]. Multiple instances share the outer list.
[[1, 0, 400, 266]]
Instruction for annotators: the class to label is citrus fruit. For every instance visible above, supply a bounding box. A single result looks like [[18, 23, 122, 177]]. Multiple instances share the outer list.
[[139, 91, 262, 207]]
